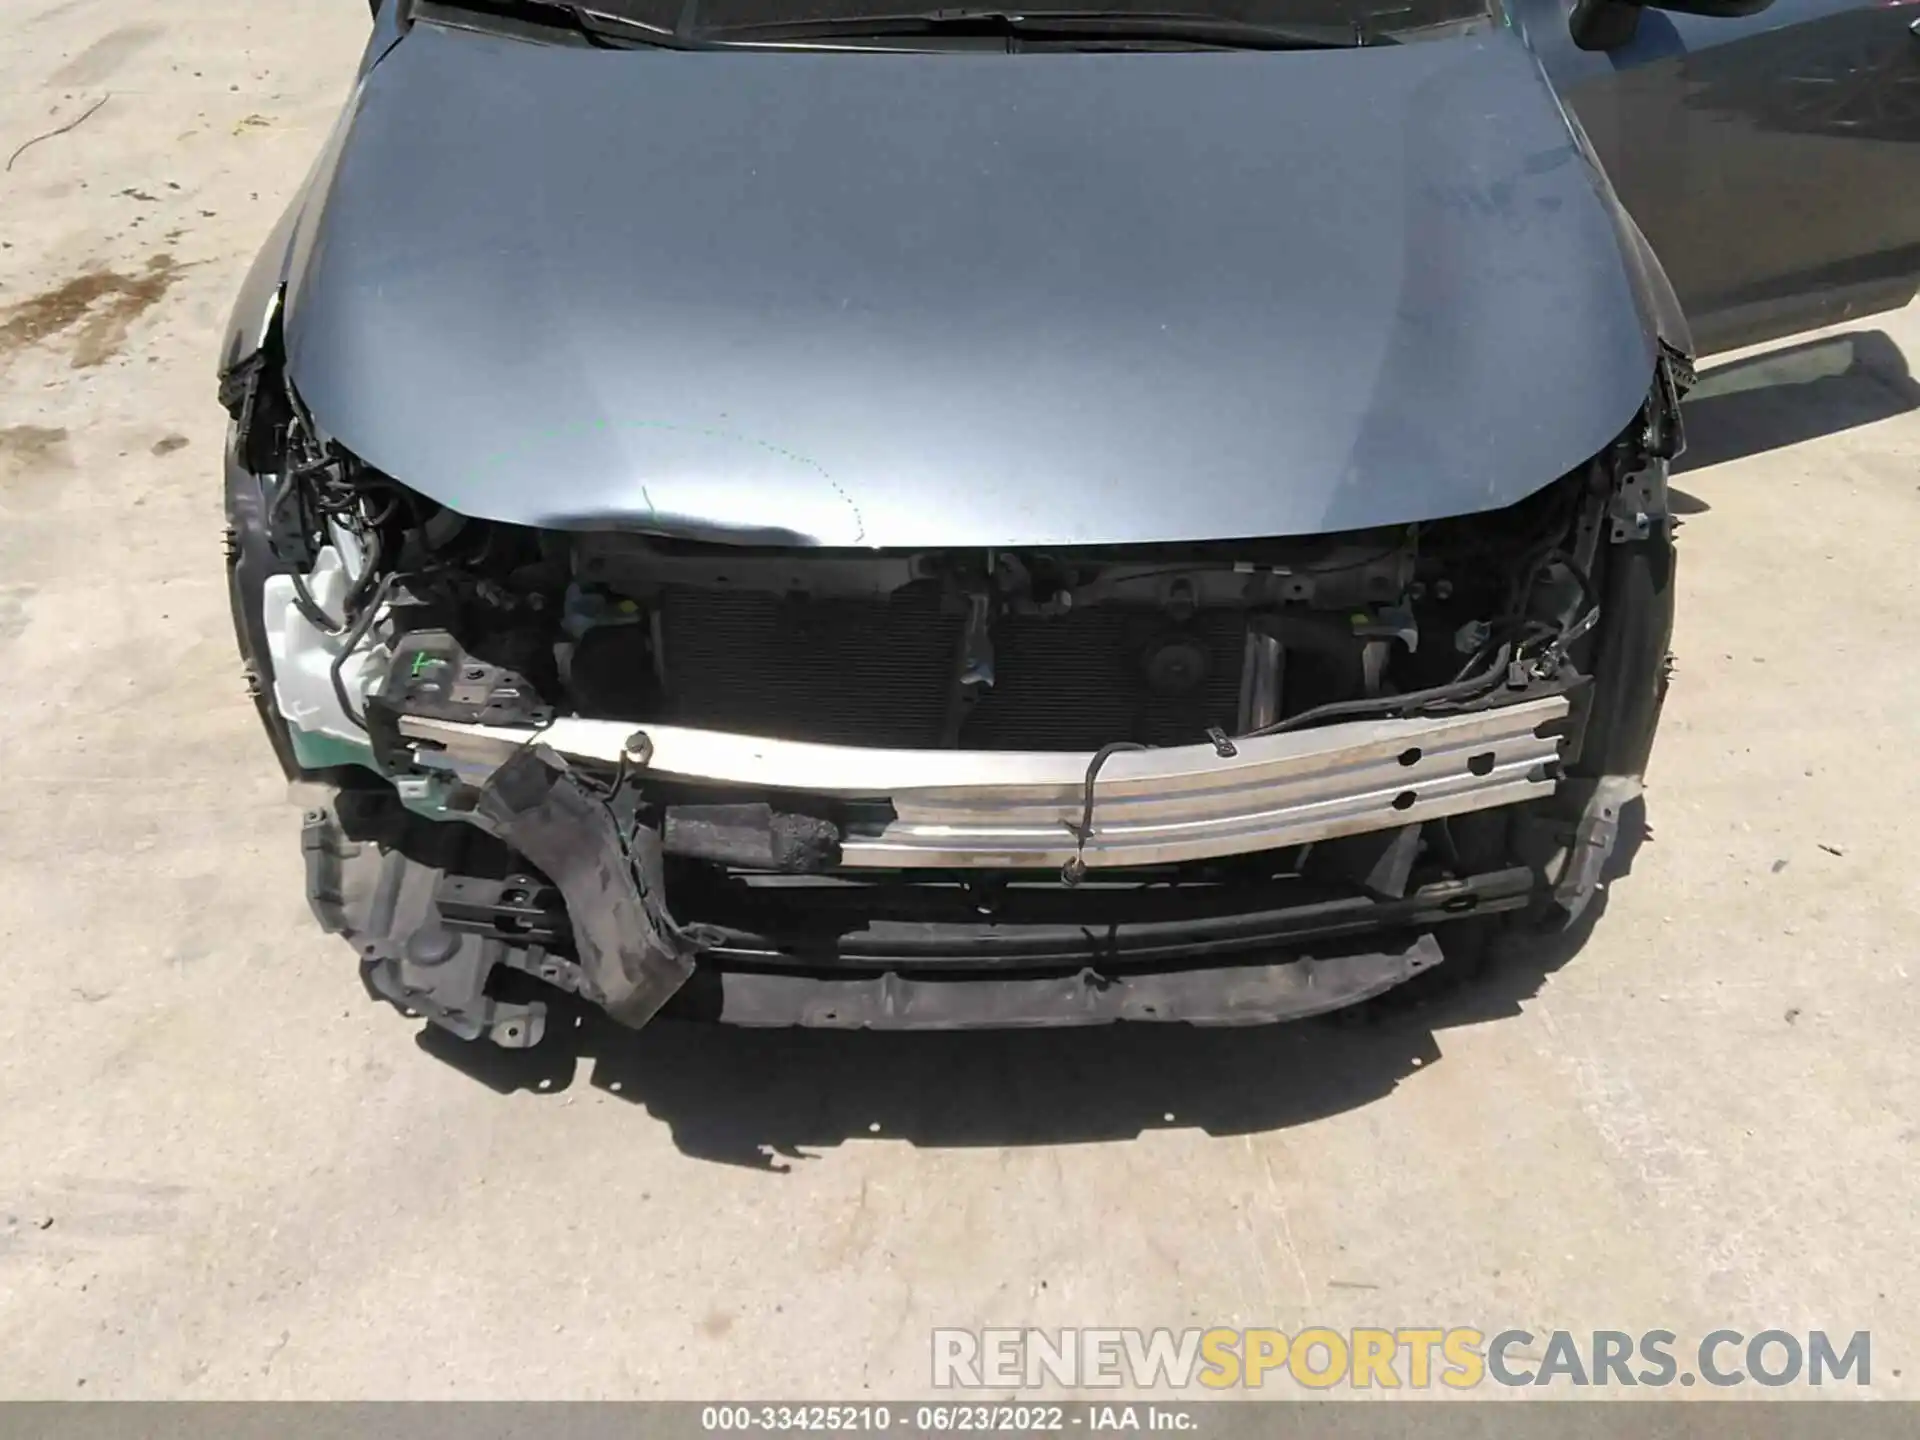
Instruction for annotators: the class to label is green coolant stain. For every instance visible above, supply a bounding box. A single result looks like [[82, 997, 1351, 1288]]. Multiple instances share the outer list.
[[288, 727, 456, 818], [288, 726, 380, 774]]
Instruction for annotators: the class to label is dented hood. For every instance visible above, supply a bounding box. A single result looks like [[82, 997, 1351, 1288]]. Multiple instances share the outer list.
[[274, 20, 1662, 547]]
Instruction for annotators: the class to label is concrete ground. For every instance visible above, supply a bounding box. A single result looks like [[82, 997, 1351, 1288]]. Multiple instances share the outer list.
[[2, 0, 1916, 1403]]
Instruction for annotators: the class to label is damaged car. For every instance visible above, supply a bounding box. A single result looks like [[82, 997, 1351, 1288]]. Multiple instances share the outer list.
[[219, 0, 1920, 1042]]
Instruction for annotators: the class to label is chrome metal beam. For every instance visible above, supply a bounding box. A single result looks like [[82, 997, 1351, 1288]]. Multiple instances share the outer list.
[[402, 695, 1568, 869]]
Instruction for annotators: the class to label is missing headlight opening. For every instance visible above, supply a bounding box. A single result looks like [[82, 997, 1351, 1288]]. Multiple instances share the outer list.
[[226, 349, 1686, 1043]]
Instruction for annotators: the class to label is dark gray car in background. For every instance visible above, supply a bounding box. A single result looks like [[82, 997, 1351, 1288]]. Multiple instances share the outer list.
[[219, 0, 1920, 1043]]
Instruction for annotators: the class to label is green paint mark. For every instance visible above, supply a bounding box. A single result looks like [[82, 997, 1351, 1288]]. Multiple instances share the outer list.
[[410, 651, 433, 678]]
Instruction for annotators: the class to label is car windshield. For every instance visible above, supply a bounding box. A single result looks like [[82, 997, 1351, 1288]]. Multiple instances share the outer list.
[[571, 0, 1489, 39]]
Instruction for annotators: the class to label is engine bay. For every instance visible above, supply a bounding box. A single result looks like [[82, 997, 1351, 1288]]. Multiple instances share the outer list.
[[239, 362, 1612, 778]]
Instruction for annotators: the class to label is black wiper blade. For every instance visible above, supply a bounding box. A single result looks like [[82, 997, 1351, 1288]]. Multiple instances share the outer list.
[[707, 7, 1380, 47], [410, 0, 708, 48]]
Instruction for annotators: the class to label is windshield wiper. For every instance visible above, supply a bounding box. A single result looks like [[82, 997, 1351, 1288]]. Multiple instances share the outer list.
[[706, 6, 1381, 46], [409, 0, 710, 48]]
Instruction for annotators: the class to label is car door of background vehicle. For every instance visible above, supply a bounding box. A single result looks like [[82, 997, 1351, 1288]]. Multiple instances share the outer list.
[[1517, 0, 1920, 354]]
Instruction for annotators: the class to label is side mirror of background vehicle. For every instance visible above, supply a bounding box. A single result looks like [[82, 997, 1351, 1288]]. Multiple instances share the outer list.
[[1569, 0, 1774, 51]]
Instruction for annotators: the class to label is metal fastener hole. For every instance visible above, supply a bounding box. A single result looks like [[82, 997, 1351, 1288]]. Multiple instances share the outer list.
[[1398, 747, 1422, 766], [1468, 751, 1496, 776], [1392, 790, 1417, 811]]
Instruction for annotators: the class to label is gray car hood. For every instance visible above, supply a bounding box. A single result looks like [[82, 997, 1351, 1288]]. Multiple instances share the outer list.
[[276, 19, 1661, 548]]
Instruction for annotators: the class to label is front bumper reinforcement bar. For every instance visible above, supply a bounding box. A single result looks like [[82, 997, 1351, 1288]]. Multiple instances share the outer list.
[[402, 694, 1570, 870]]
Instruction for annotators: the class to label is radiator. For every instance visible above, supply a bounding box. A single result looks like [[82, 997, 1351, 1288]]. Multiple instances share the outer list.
[[654, 584, 1247, 751]]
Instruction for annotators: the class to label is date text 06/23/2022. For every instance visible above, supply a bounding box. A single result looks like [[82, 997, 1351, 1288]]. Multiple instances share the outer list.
[[700, 1406, 1194, 1432]]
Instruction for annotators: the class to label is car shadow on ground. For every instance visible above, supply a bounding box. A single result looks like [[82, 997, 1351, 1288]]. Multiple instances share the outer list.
[[1674, 327, 1919, 487], [416, 806, 1651, 1169]]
